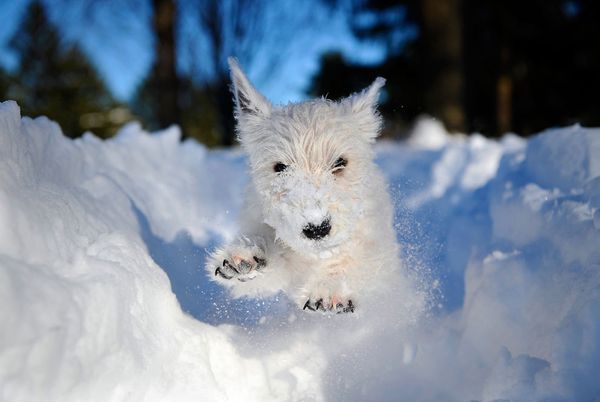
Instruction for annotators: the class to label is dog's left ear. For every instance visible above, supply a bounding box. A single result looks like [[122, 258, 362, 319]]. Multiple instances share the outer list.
[[347, 77, 386, 114], [228, 57, 271, 118], [342, 77, 386, 141]]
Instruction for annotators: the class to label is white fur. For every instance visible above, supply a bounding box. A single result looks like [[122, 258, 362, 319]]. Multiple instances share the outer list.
[[206, 58, 400, 311]]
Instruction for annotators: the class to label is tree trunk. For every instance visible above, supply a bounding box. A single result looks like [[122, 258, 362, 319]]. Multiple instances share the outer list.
[[215, 78, 236, 146], [496, 46, 512, 134], [421, 0, 465, 132], [152, 0, 179, 130]]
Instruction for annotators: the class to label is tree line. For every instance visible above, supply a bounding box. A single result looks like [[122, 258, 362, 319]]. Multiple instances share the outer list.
[[1, 0, 315, 143], [1, 0, 599, 142], [311, 0, 600, 137]]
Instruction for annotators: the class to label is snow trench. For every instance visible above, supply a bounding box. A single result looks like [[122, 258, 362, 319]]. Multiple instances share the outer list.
[[0, 102, 599, 401]]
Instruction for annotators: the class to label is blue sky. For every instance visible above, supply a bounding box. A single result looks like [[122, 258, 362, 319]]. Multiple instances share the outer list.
[[0, 0, 387, 104]]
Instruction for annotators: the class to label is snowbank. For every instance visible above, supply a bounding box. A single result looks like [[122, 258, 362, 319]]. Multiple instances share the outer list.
[[0, 101, 599, 401]]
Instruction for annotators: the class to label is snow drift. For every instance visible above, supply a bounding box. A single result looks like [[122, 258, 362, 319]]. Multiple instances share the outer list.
[[0, 101, 599, 401]]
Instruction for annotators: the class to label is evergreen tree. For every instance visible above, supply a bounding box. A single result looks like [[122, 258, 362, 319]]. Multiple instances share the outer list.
[[132, 74, 221, 146], [310, 1, 436, 137], [8, 1, 125, 138], [0, 67, 9, 100]]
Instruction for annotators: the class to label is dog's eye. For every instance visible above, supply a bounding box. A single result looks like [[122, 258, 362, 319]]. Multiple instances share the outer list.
[[273, 162, 288, 173], [332, 157, 347, 174]]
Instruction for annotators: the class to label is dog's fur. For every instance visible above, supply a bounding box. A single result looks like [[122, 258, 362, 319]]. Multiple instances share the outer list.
[[206, 58, 400, 312]]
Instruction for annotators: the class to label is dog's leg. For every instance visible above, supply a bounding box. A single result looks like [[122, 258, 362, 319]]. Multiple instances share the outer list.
[[208, 187, 275, 280]]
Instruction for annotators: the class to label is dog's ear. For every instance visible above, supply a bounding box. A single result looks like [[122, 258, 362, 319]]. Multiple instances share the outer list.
[[342, 77, 386, 141], [345, 77, 385, 114], [228, 57, 271, 118]]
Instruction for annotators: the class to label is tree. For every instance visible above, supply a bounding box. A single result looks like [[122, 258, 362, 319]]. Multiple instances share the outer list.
[[134, 74, 222, 146], [150, 0, 180, 130], [314, 0, 600, 137], [132, 0, 322, 145], [309, 2, 421, 136], [187, 0, 317, 145], [130, 0, 317, 145], [463, 0, 600, 136], [348, 0, 465, 132], [419, 0, 464, 131], [310, 0, 465, 136], [8, 1, 123, 138], [0, 67, 9, 100], [37, 0, 331, 145]]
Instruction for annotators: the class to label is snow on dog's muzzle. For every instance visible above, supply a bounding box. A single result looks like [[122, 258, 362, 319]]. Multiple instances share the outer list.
[[262, 171, 345, 253]]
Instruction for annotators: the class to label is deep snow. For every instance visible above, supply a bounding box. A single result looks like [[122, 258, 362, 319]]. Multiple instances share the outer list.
[[0, 101, 599, 401]]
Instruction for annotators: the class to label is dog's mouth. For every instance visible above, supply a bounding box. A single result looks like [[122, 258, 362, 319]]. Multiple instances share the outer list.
[[289, 237, 342, 258]]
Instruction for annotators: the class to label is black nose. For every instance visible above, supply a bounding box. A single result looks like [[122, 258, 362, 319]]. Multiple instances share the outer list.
[[303, 219, 331, 240]]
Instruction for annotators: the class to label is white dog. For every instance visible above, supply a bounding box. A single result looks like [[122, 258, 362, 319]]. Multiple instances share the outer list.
[[206, 58, 400, 313]]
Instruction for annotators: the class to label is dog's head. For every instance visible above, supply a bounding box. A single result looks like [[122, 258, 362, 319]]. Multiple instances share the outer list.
[[229, 58, 385, 258]]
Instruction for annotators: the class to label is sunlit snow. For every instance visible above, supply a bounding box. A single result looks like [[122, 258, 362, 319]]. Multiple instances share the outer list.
[[1, 101, 599, 401]]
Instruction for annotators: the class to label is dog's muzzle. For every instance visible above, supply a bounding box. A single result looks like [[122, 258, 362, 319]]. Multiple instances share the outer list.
[[302, 218, 331, 240]]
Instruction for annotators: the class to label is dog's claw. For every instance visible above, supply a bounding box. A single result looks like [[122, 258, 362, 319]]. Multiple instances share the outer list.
[[303, 298, 355, 314], [223, 259, 240, 274], [340, 300, 354, 314], [303, 299, 316, 311], [215, 267, 233, 280], [253, 256, 266, 269]]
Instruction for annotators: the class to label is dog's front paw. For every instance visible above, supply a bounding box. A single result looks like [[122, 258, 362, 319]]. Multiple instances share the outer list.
[[210, 243, 267, 282], [302, 296, 355, 314], [215, 255, 266, 282]]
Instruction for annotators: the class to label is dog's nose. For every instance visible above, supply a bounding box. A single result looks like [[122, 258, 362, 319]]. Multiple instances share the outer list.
[[303, 219, 331, 240]]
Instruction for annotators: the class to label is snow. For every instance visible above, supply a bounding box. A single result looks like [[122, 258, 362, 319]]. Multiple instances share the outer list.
[[0, 100, 599, 401]]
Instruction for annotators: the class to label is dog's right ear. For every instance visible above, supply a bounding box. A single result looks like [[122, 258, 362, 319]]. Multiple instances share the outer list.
[[228, 57, 271, 118]]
